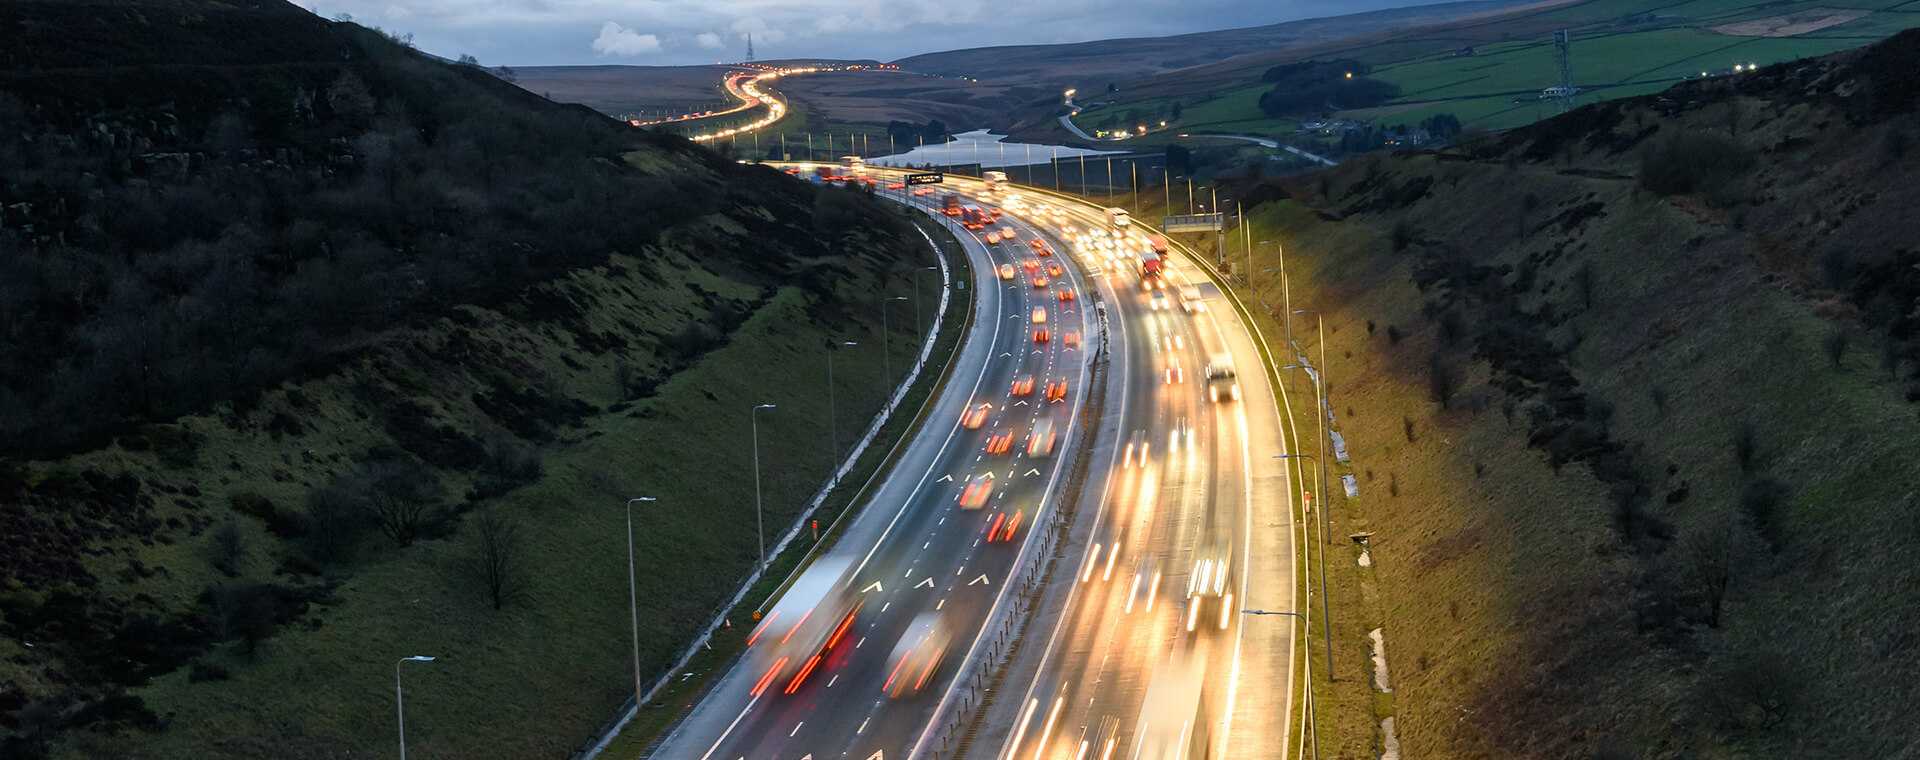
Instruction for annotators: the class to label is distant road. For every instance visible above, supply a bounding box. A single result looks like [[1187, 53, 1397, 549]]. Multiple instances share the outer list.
[[1180, 133, 1339, 167]]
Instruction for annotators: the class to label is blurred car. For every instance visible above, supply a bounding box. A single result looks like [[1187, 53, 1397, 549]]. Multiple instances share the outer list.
[[1123, 430, 1150, 468], [1163, 366, 1185, 384], [1023, 258, 1041, 273], [984, 429, 1013, 455], [958, 474, 994, 509], [1026, 417, 1057, 457], [1010, 375, 1035, 396], [1062, 331, 1081, 349], [985, 231, 1001, 244], [1045, 379, 1068, 402], [984, 508, 1024, 543], [1058, 289, 1076, 303], [961, 402, 992, 430], [1032, 274, 1049, 288], [1034, 328, 1051, 344], [883, 611, 953, 698], [886, 181, 906, 190], [997, 263, 1016, 281], [1047, 262, 1064, 278], [1031, 306, 1048, 324], [1179, 285, 1205, 313], [1185, 544, 1235, 633], [744, 557, 862, 697], [1205, 354, 1241, 402], [1150, 291, 1171, 311]]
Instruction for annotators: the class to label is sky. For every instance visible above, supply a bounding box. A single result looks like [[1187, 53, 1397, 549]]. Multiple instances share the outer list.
[[299, 0, 1457, 67]]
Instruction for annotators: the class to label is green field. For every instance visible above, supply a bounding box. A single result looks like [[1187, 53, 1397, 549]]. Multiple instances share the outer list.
[[1069, 0, 1920, 139]]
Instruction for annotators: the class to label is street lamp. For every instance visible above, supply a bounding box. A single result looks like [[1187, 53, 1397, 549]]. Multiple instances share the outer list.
[[750, 403, 777, 568], [826, 341, 858, 462], [915, 265, 938, 342], [395, 655, 436, 760], [621, 497, 656, 706], [880, 295, 909, 385], [1275, 448, 1333, 683]]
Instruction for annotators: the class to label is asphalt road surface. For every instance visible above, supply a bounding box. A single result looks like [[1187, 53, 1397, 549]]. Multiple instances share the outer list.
[[648, 170, 1300, 760]]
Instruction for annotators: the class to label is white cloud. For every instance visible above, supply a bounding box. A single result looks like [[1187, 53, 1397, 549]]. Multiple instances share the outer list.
[[730, 16, 786, 45], [695, 31, 723, 49], [591, 21, 661, 56]]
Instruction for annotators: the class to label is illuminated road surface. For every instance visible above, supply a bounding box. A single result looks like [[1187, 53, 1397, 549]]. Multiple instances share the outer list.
[[649, 170, 1300, 760]]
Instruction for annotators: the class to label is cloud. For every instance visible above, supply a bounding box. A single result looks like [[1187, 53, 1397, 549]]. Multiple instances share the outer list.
[[730, 16, 786, 45], [591, 21, 661, 56], [695, 31, 723, 49]]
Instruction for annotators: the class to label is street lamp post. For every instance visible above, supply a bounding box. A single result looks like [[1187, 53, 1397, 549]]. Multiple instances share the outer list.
[[826, 341, 858, 462], [395, 655, 436, 760], [750, 403, 777, 568], [915, 265, 938, 341], [880, 295, 909, 386], [622, 497, 656, 707], [1278, 401, 1334, 684]]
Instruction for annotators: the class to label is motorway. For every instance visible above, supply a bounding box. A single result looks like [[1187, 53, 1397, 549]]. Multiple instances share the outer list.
[[647, 171, 1301, 760]]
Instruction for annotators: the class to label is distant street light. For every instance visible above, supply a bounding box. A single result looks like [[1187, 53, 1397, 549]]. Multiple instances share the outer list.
[[750, 403, 778, 568], [395, 655, 436, 760], [826, 342, 859, 462], [621, 497, 656, 707], [880, 295, 910, 385]]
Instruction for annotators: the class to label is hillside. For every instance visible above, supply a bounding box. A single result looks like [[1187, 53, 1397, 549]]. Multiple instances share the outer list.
[[1060, 0, 1920, 152], [0, 2, 943, 757], [1194, 27, 1920, 757]]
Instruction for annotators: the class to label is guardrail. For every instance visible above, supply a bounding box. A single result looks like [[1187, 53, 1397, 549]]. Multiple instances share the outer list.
[[575, 209, 966, 760]]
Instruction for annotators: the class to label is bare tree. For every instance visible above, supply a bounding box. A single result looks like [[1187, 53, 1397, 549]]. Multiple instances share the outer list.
[[208, 519, 246, 577], [468, 512, 526, 610], [1685, 525, 1733, 628], [361, 458, 443, 547]]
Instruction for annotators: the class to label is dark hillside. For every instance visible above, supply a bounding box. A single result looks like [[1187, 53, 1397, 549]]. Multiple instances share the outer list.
[[0, 0, 910, 455], [1207, 27, 1920, 757], [0, 2, 936, 757]]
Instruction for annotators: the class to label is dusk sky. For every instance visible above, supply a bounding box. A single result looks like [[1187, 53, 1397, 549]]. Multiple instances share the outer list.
[[299, 0, 1459, 66]]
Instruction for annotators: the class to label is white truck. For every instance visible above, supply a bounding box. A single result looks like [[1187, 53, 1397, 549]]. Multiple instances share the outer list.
[[1106, 207, 1131, 228], [982, 170, 1008, 192]]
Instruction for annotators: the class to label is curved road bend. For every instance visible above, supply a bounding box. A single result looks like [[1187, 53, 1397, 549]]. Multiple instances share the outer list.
[[649, 179, 1101, 760], [650, 173, 1300, 760]]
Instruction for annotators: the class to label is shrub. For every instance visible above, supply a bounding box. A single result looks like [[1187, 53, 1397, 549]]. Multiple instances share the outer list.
[[1390, 218, 1417, 252], [230, 491, 304, 538], [1740, 477, 1790, 550], [1733, 420, 1759, 473], [1427, 352, 1459, 409], [207, 520, 246, 577], [1824, 329, 1849, 369], [1638, 130, 1754, 197]]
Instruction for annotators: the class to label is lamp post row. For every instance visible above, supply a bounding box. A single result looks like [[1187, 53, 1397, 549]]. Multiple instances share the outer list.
[[395, 279, 934, 755]]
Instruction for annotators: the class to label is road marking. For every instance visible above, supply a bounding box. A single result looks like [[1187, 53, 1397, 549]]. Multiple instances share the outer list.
[[695, 695, 758, 760], [915, 577, 935, 589], [860, 581, 883, 593], [969, 574, 992, 586], [790, 721, 804, 737], [937, 474, 954, 482]]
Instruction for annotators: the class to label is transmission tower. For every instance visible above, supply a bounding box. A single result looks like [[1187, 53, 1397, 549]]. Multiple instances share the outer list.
[[746, 33, 754, 63], [1552, 29, 1576, 112]]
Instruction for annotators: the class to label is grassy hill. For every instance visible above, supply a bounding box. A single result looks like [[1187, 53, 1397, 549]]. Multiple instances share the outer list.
[[1174, 27, 1920, 757], [0, 2, 948, 757], [1061, 0, 1920, 151]]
